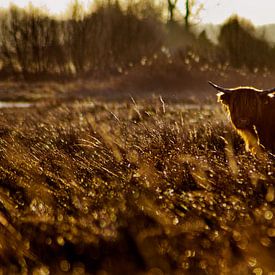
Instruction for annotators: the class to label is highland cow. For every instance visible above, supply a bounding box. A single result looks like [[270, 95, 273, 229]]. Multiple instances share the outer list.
[[209, 81, 275, 156]]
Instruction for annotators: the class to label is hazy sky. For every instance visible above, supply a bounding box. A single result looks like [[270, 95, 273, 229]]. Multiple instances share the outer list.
[[0, 0, 275, 25]]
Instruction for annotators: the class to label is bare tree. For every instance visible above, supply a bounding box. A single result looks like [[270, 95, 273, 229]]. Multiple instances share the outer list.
[[184, 0, 203, 29], [167, 0, 201, 28], [167, 0, 178, 23], [185, 0, 190, 29]]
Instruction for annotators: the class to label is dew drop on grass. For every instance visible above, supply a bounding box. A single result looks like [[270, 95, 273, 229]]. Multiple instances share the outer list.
[[132, 189, 139, 199], [266, 187, 274, 202], [32, 266, 50, 275], [100, 220, 107, 228], [260, 237, 271, 247], [172, 217, 179, 225], [253, 267, 263, 275], [248, 257, 257, 267], [267, 228, 275, 237], [57, 214, 63, 222], [60, 260, 70, 272], [57, 236, 65, 246], [264, 211, 273, 220], [181, 262, 189, 269], [185, 250, 195, 257], [46, 238, 52, 245], [72, 263, 86, 275]]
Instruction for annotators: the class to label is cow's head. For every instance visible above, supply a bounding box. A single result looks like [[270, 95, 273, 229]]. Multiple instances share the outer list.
[[209, 81, 275, 129]]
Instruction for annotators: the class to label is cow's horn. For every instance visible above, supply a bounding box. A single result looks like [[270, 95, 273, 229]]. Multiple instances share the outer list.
[[208, 81, 230, 93]]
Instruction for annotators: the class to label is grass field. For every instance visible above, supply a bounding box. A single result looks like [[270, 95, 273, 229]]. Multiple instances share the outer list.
[[0, 95, 274, 274]]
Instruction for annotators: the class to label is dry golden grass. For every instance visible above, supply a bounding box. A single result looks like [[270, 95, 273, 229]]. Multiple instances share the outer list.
[[0, 97, 274, 274]]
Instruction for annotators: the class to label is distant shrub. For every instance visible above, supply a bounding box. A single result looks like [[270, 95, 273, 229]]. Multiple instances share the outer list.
[[218, 16, 275, 70], [0, 1, 164, 79], [0, 5, 69, 78]]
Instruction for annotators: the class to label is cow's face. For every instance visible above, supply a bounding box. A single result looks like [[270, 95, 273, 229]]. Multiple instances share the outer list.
[[209, 81, 275, 154], [218, 89, 261, 129], [209, 82, 275, 129]]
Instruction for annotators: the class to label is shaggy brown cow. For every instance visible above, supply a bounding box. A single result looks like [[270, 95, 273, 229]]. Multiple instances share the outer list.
[[209, 81, 275, 156]]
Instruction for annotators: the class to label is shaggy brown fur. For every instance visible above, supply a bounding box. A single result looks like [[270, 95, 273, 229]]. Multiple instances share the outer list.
[[212, 84, 275, 155]]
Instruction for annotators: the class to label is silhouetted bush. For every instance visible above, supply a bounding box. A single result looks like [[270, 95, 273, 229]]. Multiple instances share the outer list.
[[0, 5, 70, 79], [218, 16, 275, 71], [0, 1, 164, 79]]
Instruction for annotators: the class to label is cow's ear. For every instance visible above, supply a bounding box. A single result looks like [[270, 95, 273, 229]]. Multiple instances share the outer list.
[[217, 92, 230, 104]]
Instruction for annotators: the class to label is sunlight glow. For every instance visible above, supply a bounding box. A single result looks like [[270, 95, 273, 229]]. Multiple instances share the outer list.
[[0, 0, 91, 15], [1, 0, 275, 25], [188, 0, 275, 25]]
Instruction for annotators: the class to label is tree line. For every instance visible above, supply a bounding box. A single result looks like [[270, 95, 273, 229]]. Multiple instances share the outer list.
[[0, 1, 274, 80], [0, 1, 163, 79]]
